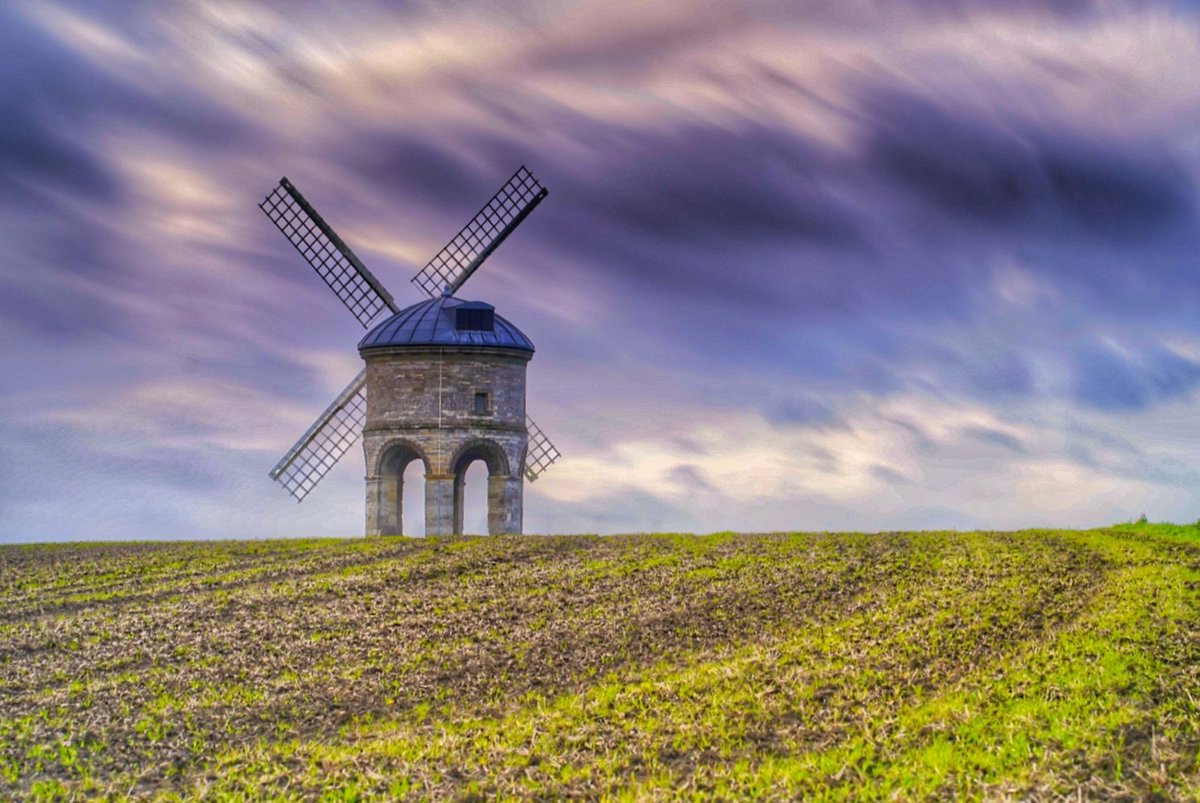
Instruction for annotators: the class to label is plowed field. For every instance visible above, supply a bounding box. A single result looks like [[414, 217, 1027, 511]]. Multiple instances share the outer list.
[[1, 526, 1198, 799]]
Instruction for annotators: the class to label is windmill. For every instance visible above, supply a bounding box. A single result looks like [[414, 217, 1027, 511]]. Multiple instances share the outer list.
[[260, 166, 560, 535]]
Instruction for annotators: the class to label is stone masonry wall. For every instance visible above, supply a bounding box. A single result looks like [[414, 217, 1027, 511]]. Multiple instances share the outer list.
[[360, 346, 531, 536]]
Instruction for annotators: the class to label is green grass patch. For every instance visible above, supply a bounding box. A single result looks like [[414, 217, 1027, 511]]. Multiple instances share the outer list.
[[0, 527, 1196, 799]]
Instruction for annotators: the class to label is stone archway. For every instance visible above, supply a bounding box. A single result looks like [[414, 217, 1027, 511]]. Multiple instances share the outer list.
[[371, 440, 429, 536], [450, 439, 520, 535]]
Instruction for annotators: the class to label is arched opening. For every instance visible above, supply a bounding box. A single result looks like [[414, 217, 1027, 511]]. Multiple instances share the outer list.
[[401, 460, 426, 537], [457, 461, 489, 534], [379, 442, 428, 536], [451, 440, 510, 536]]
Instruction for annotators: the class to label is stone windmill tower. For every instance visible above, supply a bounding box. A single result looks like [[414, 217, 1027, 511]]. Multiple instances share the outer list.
[[259, 167, 560, 536]]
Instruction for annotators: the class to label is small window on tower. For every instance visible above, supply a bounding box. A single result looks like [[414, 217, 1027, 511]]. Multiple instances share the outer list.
[[474, 392, 489, 414], [456, 305, 495, 331]]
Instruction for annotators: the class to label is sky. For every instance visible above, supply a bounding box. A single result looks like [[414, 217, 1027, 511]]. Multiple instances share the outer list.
[[4, 0, 1200, 541]]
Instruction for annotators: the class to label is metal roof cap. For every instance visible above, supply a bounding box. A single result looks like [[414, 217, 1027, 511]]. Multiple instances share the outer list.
[[358, 295, 535, 352]]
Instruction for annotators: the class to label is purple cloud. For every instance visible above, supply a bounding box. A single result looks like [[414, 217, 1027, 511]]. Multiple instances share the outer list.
[[5, 0, 1200, 540]]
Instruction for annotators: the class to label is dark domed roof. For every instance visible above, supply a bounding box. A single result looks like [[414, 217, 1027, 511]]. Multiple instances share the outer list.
[[358, 294, 534, 352]]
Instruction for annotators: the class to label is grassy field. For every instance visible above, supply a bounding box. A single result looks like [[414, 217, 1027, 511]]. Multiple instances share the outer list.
[[0, 525, 1197, 800]]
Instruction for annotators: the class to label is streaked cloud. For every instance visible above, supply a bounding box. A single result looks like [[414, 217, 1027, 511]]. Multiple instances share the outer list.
[[3, 0, 1200, 540]]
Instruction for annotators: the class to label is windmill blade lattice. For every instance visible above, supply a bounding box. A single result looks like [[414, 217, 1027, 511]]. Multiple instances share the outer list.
[[269, 371, 367, 501], [261, 178, 397, 327], [523, 414, 561, 482], [411, 166, 548, 298]]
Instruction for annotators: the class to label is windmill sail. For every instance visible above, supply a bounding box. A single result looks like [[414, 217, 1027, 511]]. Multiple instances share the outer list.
[[523, 414, 561, 482], [261, 178, 398, 327], [269, 371, 367, 501], [411, 165, 548, 298], [262, 165, 560, 508]]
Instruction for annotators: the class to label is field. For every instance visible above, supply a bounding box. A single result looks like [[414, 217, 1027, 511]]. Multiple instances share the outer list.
[[0, 526, 1198, 800]]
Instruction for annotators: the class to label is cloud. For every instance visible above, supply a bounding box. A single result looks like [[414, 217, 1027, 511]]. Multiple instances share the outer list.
[[1072, 340, 1200, 412], [766, 394, 846, 429], [870, 464, 913, 486], [6, 0, 1200, 540], [42, 375, 324, 454], [0, 417, 363, 543], [528, 391, 1200, 533], [664, 463, 716, 494], [857, 84, 1195, 237], [0, 9, 124, 203], [343, 127, 498, 213], [963, 426, 1027, 453]]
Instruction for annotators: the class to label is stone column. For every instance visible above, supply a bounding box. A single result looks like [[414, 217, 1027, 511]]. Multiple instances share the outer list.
[[389, 473, 403, 536], [487, 475, 523, 535], [366, 473, 404, 536], [425, 475, 456, 536], [452, 475, 466, 535], [365, 475, 383, 537]]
